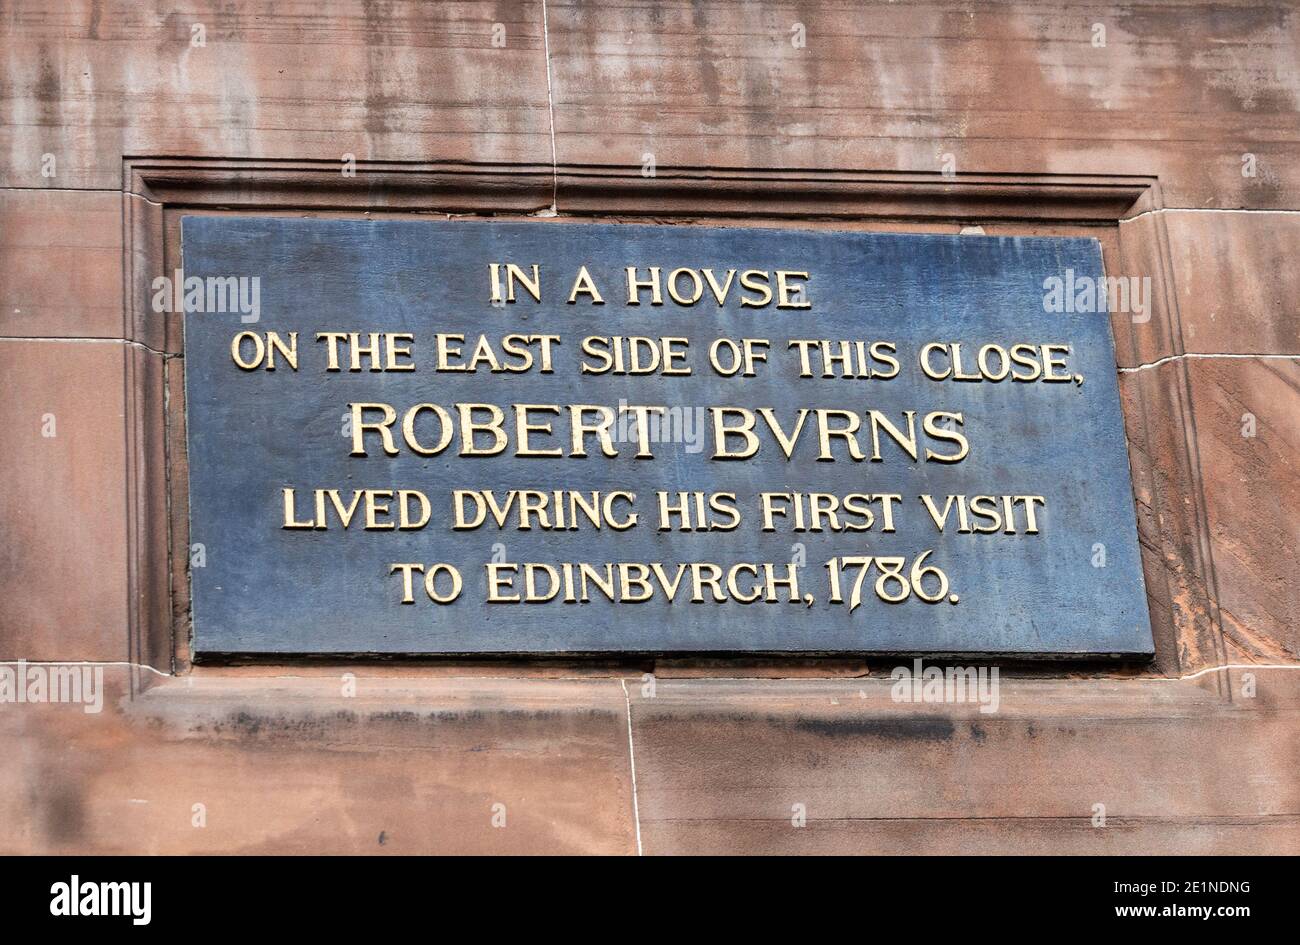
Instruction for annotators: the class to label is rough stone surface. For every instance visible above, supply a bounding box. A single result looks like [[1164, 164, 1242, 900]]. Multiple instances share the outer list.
[[1186, 356, 1300, 661], [0, 190, 122, 338], [3, 671, 1296, 854], [0, 1, 553, 189], [1162, 211, 1300, 356], [629, 675, 1300, 854], [547, 1, 1300, 209], [0, 340, 128, 662], [0, 0, 1297, 855], [0, 673, 638, 854]]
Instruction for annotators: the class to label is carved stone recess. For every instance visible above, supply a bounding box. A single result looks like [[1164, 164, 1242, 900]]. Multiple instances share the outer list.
[[126, 158, 1159, 221], [120, 157, 1214, 678]]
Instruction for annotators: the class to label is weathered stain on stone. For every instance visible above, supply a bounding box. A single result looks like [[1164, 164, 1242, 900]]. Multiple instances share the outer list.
[[789, 715, 958, 742]]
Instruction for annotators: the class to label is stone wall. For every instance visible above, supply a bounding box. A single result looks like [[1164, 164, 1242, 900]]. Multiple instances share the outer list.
[[1, 1, 1296, 854]]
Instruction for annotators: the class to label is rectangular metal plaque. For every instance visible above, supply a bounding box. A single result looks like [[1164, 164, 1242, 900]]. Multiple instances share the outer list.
[[181, 217, 1153, 657]]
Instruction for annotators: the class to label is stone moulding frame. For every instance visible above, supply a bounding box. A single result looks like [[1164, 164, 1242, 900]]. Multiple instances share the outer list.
[[121, 157, 1219, 682]]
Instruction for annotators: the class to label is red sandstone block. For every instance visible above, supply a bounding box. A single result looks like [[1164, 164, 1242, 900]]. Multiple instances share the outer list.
[[0, 339, 129, 661], [1163, 211, 1300, 356], [1114, 212, 1177, 368], [0, 673, 638, 854], [1117, 366, 1219, 674], [1186, 356, 1300, 661], [0, 190, 122, 339], [626, 676, 1300, 854], [547, 2, 1300, 210], [0, 0, 555, 189]]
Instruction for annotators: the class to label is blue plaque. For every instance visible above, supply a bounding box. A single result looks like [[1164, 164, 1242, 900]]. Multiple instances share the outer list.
[[181, 217, 1153, 657]]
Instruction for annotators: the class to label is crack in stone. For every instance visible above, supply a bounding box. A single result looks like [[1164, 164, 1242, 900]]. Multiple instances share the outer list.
[[1119, 352, 1300, 373]]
